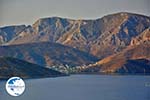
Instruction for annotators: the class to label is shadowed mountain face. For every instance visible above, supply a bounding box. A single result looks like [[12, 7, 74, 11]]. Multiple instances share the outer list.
[[115, 59, 150, 74], [0, 57, 66, 79], [0, 12, 150, 74], [0, 42, 98, 67], [0, 25, 26, 45]]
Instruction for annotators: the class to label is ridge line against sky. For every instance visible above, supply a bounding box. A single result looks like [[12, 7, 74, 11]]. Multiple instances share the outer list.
[[0, 0, 150, 27]]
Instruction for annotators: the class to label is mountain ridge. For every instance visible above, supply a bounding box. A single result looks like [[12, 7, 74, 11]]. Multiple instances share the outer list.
[[2, 12, 149, 59], [0, 12, 150, 74]]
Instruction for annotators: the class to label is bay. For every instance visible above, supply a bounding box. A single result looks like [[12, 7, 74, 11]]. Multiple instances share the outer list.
[[0, 75, 150, 100]]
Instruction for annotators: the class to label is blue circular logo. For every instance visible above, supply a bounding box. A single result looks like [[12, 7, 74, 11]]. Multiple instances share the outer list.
[[5, 77, 25, 96]]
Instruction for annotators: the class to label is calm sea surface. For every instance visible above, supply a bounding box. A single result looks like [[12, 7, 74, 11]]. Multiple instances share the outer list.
[[0, 75, 150, 100]]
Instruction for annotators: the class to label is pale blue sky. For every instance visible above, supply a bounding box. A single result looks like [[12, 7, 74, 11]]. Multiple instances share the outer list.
[[0, 0, 149, 27]]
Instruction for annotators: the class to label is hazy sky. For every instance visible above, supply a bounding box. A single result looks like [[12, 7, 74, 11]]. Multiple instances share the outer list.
[[0, 0, 149, 27]]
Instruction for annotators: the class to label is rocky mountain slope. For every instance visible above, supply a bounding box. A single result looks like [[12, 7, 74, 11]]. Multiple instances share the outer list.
[[0, 57, 66, 79], [81, 40, 150, 74], [4, 12, 150, 59], [0, 42, 98, 67]]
